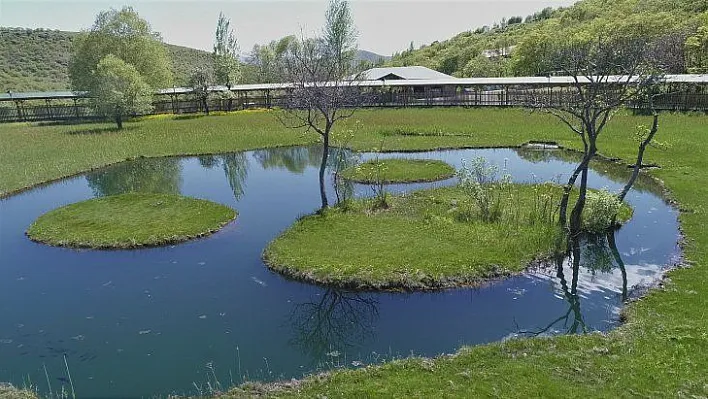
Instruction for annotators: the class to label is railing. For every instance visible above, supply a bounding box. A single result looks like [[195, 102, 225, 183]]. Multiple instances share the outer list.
[[2, 84, 707, 124]]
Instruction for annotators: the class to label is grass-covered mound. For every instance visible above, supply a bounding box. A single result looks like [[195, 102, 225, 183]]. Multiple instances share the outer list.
[[340, 158, 456, 183], [264, 184, 631, 291], [26, 193, 236, 249]]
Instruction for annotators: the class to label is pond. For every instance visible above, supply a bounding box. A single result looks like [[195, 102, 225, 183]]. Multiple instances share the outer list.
[[0, 146, 680, 397]]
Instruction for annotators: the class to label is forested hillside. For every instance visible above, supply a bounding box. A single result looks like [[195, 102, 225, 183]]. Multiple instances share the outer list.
[[0, 28, 213, 92], [0, 27, 388, 92], [389, 0, 708, 77]]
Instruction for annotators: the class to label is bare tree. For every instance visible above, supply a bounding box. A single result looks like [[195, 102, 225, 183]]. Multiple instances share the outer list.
[[278, 0, 362, 210], [525, 37, 664, 234]]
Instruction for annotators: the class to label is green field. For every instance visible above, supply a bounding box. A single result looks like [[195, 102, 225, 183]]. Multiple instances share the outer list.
[[26, 193, 236, 249], [340, 158, 456, 184], [1, 108, 707, 397], [264, 184, 630, 291]]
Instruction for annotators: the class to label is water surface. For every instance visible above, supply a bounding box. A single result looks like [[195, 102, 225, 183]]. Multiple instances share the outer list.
[[0, 146, 680, 397]]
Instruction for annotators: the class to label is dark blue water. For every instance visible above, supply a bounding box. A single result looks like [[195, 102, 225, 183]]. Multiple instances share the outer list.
[[0, 147, 680, 397]]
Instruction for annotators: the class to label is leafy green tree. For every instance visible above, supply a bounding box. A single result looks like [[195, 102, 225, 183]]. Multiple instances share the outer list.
[[247, 36, 295, 83], [189, 66, 213, 115], [324, 0, 358, 77], [462, 55, 502, 77], [213, 12, 241, 91], [92, 55, 153, 129], [69, 6, 172, 91], [686, 25, 708, 73]]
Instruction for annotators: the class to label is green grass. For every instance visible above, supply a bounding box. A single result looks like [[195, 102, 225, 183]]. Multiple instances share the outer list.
[[264, 184, 631, 291], [26, 193, 236, 249], [266, 185, 556, 290], [0, 384, 38, 399], [340, 158, 455, 184], [2, 108, 708, 397], [0, 111, 318, 198]]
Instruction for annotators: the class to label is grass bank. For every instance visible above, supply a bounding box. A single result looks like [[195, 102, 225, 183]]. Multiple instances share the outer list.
[[340, 158, 456, 184], [2, 108, 707, 397], [265, 184, 630, 291], [26, 193, 236, 249]]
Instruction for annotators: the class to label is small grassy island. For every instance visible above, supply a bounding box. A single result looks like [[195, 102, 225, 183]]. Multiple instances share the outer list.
[[26, 193, 236, 249], [340, 158, 456, 184], [264, 184, 632, 291]]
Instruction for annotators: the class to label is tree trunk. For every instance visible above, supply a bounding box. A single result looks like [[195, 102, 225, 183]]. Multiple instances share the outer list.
[[115, 114, 123, 129], [558, 153, 592, 228], [568, 138, 596, 235], [618, 112, 659, 203], [569, 164, 589, 235], [606, 230, 628, 302], [203, 98, 210, 115], [318, 132, 330, 210]]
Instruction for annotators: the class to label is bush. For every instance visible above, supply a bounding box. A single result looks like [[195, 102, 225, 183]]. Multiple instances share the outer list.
[[457, 157, 511, 223], [582, 189, 622, 233]]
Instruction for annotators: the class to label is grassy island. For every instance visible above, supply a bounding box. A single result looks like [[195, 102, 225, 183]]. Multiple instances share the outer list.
[[340, 158, 456, 184], [26, 193, 236, 249], [264, 184, 631, 291]]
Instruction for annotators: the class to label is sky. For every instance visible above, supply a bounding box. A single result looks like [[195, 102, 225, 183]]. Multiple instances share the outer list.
[[0, 0, 577, 56]]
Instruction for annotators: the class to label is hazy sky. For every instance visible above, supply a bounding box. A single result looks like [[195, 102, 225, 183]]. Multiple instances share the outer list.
[[0, 0, 577, 56]]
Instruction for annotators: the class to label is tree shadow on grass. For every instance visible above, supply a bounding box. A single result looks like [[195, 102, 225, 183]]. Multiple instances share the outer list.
[[65, 125, 139, 135], [173, 114, 206, 121]]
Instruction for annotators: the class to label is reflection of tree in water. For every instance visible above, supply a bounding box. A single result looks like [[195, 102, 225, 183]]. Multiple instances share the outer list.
[[513, 148, 659, 194], [253, 146, 323, 174], [520, 229, 628, 336], [329, 147, 359, 205], [86, 157, 182, 197], [195, 153, 249, 200], [221, 153, 249, 201], [289, 289, 379, 362], [198, 155, 220, 169]]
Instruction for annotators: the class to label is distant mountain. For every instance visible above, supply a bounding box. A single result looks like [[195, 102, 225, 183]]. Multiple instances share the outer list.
[[356, 50, 390, 64], [0, 28, 213, 92]]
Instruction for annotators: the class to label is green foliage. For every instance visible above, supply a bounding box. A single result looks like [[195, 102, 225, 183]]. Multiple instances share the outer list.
[[246, 36, 295, 83], [323, 0, 358, 77], [189, 66, 213, 96], [686, 24, 708, 73], [457, 157, 512, 223], [189, 66, 213, 114], [69, 6, 172, 91], [582, 188, 623, 233], [213, 12, 241, 88], [91, 54, 154, 127], [0, 28, 211, 92], [26, 193, 236, 248], [0, 28, 73, 92], [167, 44, 214, 87], [389, 0, 708, 77], [462, 55, 508, 77]]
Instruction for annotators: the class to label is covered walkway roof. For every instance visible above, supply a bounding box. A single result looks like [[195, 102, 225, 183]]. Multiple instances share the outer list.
[[2, 75, 707, 101]]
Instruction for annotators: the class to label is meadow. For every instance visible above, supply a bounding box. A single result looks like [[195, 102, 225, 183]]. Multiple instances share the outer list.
[[1, 107, 706, 397]]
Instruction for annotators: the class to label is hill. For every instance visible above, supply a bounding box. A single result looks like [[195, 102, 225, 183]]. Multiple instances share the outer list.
[[0, 28, 213, 92], [389, 0, 708, 77], [0, 28, 390, 92], [356, 49, 390, 64]]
